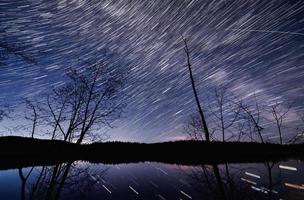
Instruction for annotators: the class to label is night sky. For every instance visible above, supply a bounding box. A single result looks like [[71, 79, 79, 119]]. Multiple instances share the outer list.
[[1, 0, 304, 142]]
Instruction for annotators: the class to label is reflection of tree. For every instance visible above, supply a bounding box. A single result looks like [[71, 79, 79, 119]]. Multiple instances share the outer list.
[[44, 163, 73, 200], [19, 167, 34, 200], [18, 163, 72, 200], [186, 162, 283, 200], [262, 162, 282, 200], [18, 162, 108, 200], [265, 162, 275, 200]]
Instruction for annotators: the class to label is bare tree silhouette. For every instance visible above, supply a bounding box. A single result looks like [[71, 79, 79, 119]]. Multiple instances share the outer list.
[[182, 37, 210, 142], [24, 99, 39, 138], [288, 112, 304, 144], [185, 114, 212, 141], [237, 97, 265, 143], [23, 60, 126, 143], [184, 86, 242, 142], [209, 87, 240, 142], [268, 101, 291, 144]]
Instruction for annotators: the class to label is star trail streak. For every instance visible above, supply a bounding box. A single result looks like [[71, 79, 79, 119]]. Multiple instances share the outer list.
[[1, 0, 304, 142]]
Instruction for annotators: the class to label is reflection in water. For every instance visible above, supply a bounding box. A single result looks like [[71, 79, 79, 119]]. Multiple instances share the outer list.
[[17, 162, 108, 200], [189, 161, 304, 200], [186, 164, 259, 200], [1, 160, 304, 199]]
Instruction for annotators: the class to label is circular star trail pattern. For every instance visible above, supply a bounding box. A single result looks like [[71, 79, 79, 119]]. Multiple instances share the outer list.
[[1, 0, 304, 142]]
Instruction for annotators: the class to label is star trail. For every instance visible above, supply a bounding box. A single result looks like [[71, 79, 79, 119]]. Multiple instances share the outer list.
[[1, 0, 304, 142]]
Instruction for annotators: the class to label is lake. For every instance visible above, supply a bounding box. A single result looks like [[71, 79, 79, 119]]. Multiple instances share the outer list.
[[0, 160, 303, 200]]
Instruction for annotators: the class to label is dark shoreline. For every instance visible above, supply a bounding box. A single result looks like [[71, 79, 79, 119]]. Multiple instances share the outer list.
[[1, 136, 304, 169]]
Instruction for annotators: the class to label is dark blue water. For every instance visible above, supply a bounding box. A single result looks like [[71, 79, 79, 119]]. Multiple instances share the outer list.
[[1, 160, 303, 200]]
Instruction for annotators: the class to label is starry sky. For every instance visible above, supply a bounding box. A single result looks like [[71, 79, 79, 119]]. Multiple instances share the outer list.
[[1, 0, 304, 142]]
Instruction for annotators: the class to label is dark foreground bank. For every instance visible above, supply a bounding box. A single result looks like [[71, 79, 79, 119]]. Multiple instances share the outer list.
[[1, 136, 304, 169]]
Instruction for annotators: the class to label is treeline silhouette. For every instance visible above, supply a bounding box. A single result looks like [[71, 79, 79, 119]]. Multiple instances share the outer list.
[[1, 136, 304, 169]]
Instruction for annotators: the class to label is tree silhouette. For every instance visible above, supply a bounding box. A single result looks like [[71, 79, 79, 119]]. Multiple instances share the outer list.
[[24, 99, 39, 138], [182, 37, 210, 142], [268, 101, 291, 144], [25, 60, 126, 143], [17, 162, 109, 200], [237, 97, 265, 143], [209, 87, 240, 142]]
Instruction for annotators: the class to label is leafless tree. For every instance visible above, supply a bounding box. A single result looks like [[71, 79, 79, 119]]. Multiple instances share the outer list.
[[233, 120, 247, 142], [185, 86, 241, 142], [35, 61, 126, 144], [297, 112, 304, 138], [185, 115, 207, 141], [182, 37, 210, 142], [24, 99, 39, 138], [185, 113, 217, 141], [288, 112, 304, 144], [209, 87, 240, 142], [267, 101, 291, 144], [237, 97, 265, 143]]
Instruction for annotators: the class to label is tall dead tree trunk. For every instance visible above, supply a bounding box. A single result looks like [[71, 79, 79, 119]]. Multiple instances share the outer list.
[[183, 38, 210, 142]]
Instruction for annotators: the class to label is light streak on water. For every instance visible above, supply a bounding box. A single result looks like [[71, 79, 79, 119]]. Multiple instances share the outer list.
[[102, 184, 112, 194], [285, 182, 304, 190], [251, 186, 268, 194], [241, 177, 257, 185], [180, 190, 192, 199], [157, 194, 167, 200], [279, 165, 297, 171], [129, 185, 139, 195], [245, 172, 261, 179]]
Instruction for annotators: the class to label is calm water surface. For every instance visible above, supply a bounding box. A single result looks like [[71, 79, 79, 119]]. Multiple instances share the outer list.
[[1, 160, 304, 200]]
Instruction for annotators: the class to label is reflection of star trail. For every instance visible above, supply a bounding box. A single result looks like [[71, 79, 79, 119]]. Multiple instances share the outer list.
[[102, 184, 112, 194], [251, 186, 268, 194], [245, 172, 261, 179], [149, 180, 159, 188], [6, 161, 304, 199], [279, 165, 297, 171], [90, 174, 111, 193], [285, 182, 304, 190], [1, 0, 304, 142], [128, 185, 139, 195], [180, 190, 192, 199], [241, 177, 257, 185], [157, 194, 167, 200]]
